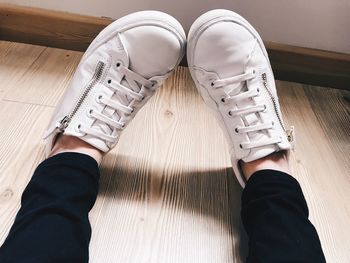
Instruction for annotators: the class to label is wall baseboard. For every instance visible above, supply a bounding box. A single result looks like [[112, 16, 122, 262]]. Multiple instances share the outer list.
[[1, 4, 349, 90]]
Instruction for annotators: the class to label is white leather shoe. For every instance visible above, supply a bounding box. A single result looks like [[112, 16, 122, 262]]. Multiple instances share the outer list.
[[44, 11, 186, 155], [187, 10, 294, 187]]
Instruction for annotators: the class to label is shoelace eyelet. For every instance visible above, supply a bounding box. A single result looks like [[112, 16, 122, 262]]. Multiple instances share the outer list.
[[116, 62, 121, 68], [96, 95, 103, 104], [107, 79, 112, 84], [263, 104, 267, 112], [87, 109, 94, 117], [210, 82, 215, 87], [235, 127, 239, 134], [151, 81, 157, 88], [239, 144, 243, 149], [221, 97, 226, 103], [76, 124, 86, 135], [228, 110, 233, 117]]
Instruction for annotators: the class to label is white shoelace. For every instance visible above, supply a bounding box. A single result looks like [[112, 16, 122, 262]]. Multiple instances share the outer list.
[[212, 70, 282, 149], [79, 64, 156, 143]]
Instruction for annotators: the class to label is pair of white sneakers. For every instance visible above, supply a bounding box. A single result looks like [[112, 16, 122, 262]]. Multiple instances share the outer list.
[[44, 9, 294, 187]]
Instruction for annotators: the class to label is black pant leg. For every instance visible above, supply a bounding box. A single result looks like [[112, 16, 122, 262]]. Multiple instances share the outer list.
[[241, 169, 326, 263], [0, 152, 100, 263]]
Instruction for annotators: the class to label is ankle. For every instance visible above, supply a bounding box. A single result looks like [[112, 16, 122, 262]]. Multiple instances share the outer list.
[[49, 135, 104, 165], [240, 150, 291, 180]]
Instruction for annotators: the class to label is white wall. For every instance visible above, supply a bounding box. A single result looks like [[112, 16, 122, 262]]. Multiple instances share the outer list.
[[1, 0, 350, 54]]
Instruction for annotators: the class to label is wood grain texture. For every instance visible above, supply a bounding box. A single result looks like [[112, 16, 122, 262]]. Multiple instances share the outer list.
[[0, 41, 349, 262], [277, 81, 350, 262], [302, 86, 350, 176], [88, 67, 246, 262], [268, 42, 350, 90], [1, 4, 350, 89], [0, 41, 45, 95], [0, 4, 112, 52], [0, 101, 52, 244], [2, 46, 81, 106]]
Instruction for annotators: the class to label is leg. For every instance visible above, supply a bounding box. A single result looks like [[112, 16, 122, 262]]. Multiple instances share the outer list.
[[241, 152, 326, 262], [0, 150, 100, 263], [1, 11, 185, 262], [187, 9, 326, 262]]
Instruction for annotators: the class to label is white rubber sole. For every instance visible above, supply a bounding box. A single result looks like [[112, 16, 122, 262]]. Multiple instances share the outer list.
[[83, 10, 186, 68], [187, 9, 273, 187]]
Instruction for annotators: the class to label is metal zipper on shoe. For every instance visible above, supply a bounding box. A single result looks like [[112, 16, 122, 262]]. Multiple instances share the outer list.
[[261, 72, 294, 143], [57, 61, 105, 131]]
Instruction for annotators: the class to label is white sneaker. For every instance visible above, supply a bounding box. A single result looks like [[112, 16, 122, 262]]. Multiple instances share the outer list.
[[44, 11, 186, 154], [187, 10, 294, 187]]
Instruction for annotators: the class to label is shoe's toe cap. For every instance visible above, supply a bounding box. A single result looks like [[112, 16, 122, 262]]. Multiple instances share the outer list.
[[192, 22, 257, 78], [120, 25, 185, 78]]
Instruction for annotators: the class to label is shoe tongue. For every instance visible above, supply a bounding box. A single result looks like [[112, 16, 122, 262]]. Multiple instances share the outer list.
[[224, 83, 245, 98], [243, 43, 276, 147], [219, 39, 259, 97], [223, 41, 272, 150], [92, 43, 144, 137], [127, 56, 155, 79], [98, 73, 141, 135], [94, 82, 137, 137]]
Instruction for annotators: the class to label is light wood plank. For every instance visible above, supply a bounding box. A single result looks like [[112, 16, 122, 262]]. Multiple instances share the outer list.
[[303, 86, 350, 176], [0, 41, 45, 94], [277, 81, 350, 262], [0, 101, 53, 244], [3, 46, 81, 106]]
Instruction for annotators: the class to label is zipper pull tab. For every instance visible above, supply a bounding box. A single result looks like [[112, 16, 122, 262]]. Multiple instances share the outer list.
[[286, 126, 296, 149], [56, 116, 71, 131]]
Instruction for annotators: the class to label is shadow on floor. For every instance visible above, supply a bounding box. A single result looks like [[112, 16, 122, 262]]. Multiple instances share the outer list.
[[98, 154, 248, 261]]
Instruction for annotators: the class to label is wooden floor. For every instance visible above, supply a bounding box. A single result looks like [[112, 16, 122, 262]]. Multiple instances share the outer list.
[[0, 40, 349, 262]]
